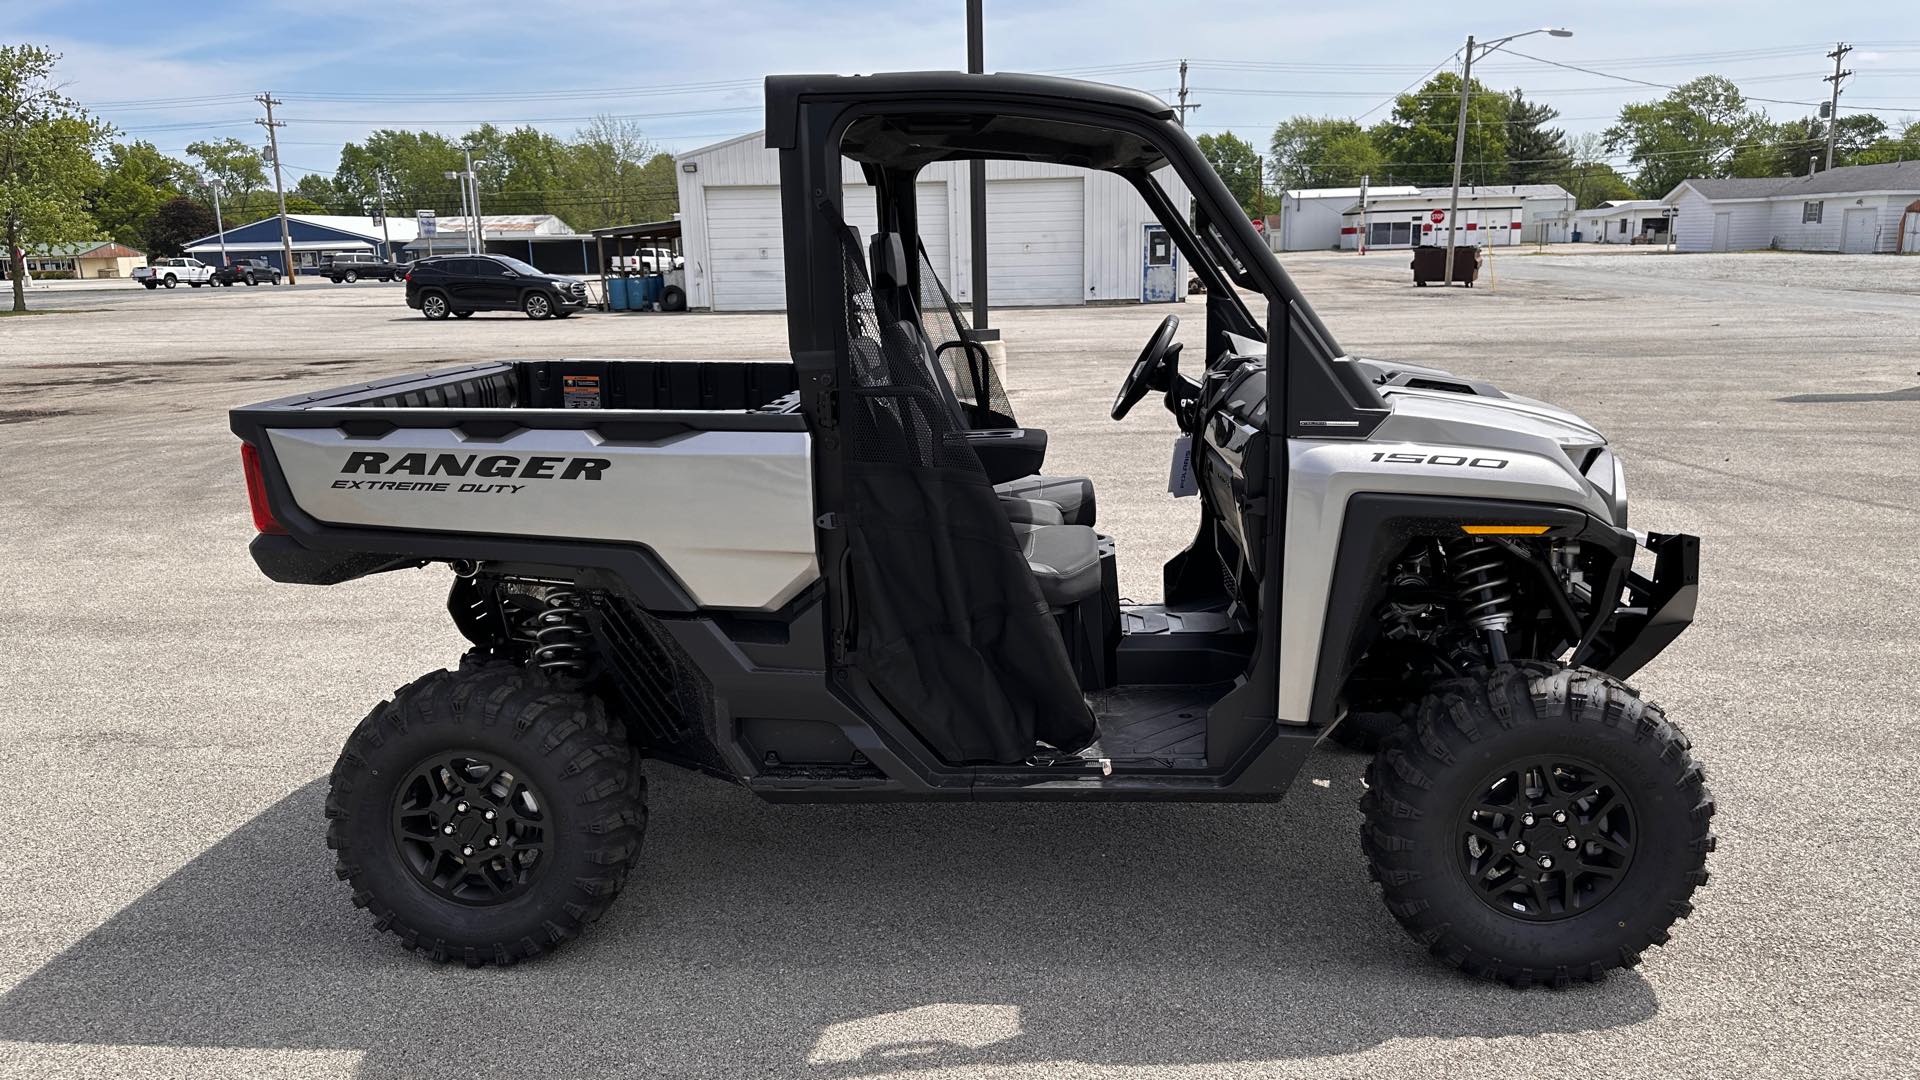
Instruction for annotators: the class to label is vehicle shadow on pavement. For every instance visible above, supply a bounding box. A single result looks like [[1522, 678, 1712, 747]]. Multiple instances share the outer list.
[[0, 752, 1656, 1078]]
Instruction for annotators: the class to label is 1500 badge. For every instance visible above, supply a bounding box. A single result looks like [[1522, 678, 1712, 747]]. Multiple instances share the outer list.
[[1370, 451, 1508, 468]]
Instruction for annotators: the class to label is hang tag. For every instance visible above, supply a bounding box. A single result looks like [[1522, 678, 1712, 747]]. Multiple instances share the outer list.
[[1167, 434, 1198, 497]]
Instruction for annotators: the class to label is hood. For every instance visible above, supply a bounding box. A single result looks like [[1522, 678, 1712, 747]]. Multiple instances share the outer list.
[[1354, 358, 1606, 449]]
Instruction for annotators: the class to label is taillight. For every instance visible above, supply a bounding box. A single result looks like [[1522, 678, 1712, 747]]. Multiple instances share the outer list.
[[240, 442, 287, 534]]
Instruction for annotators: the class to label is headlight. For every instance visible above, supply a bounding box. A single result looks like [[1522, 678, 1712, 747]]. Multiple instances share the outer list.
[[1581, 448, 1629, 527]]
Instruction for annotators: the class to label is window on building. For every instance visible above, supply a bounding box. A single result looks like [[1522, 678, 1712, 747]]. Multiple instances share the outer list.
[[1619, 219, 1629, 235], [1803, 201, 1823, 223], [1369, 220, 1414, 246]]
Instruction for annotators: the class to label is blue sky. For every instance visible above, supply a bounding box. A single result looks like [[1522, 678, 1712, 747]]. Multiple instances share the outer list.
[[7, 0, 1919, 181]]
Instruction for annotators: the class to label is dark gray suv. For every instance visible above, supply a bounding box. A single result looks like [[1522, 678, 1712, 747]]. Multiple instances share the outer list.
[[403, 255, 589, 319]]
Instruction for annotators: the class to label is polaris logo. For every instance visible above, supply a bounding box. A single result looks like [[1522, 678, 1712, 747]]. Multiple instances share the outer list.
[[340, 451, 610, 481]]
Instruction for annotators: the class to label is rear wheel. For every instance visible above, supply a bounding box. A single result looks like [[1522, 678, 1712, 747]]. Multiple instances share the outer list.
[[343, 270, 358, 283], [326, 656, 646, 966], [1362, 662, 1715, 987], [523, 292, 553, 319], [163, 275, 177, 288], [420, 291, 451, 320]]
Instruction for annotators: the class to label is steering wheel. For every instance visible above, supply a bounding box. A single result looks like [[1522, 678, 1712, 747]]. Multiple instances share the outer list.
[[1110, 314, 1181, 421]]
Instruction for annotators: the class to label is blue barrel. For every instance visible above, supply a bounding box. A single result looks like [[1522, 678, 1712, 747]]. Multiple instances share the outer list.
[[607, 276, 630, 311], [639, 274, 664, 305]]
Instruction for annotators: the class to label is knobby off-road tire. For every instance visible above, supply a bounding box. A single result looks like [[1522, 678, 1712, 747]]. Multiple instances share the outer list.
[[1362, 662, 1715, 988], [326, 655, 647, 966]]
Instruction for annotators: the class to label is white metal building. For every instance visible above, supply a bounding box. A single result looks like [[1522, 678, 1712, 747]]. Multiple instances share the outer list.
[[1572, 200, 1674, 244], [1461, 184, 1578, 244], [1271, 185, 1419, 251], [1664, 162, 1920, 253], [1337, 190, 1526, 250], [674, 131, 1193, 311]]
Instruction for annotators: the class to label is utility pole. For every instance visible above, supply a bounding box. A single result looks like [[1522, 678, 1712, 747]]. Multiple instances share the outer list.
[[1443, 36, 1475, 288], [1174, 59, 1199, 128], [966, 0, 993, 336], [210, 181, 229, 270], [255, 92, 295, 283], [1823, 42, 1852, 171], [464, 146, 487, 254], [1357, 173, 1369, 255], [375, 175, 392, 261]]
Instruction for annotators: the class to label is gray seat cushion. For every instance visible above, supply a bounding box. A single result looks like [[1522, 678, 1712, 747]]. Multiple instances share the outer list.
[[994, 474, 1096, 527], [1010, 523, 1102, 608], [998, 495, 1065, 526]]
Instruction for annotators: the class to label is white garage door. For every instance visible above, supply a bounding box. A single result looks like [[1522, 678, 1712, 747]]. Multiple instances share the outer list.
[[987, 178, 1085, 305], [704, 183, 951, 312]]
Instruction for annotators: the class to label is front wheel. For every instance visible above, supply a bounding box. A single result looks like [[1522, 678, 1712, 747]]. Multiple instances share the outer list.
[[326, 657, 646, 965], [1362, 663, 1715, 987], [343, 270, 358, 283], [523, 292, 553, 319]]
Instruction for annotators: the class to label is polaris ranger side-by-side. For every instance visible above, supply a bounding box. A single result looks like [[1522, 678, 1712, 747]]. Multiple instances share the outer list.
[[230, 72, 1713, 985]]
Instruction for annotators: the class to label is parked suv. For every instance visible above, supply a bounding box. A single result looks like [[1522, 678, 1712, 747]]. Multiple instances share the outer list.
[[404, 254, 589, 320], [324, 252, 402, 283], [213, 258, 282, 286]]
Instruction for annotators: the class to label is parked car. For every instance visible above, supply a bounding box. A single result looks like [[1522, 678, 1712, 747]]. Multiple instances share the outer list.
[[132, 257, 215, 289], [213, 258, 282, 287], [323, 252, 403, 283], [403, 254, 590, 320], [610, 247, 684, 273]]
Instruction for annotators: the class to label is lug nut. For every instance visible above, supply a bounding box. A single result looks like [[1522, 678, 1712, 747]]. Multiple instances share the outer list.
[[442, 824, 455, 835], [1521, 813, 1536, 827], [483, 810, 495, 821], [1537, 856, 1554, 869], [456, 802, 469, 813], [461, 845, 474, 856], [1564, 836, 1579, 850], [1511, 841, 1528, 854], [1552, 810, 1568, 824], [487, 836, 499, 847]]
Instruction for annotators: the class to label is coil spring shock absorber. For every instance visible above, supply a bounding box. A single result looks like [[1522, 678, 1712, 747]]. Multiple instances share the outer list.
[[1446, 538, 1515, 663], [523, 589, 593, 678]]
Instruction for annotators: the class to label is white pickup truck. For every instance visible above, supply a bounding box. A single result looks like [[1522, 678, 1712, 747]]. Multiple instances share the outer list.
[[133, 257, 217, 289]]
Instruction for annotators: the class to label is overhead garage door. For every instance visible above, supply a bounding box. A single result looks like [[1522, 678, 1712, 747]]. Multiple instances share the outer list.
[[987, 178, 1085, 306], [704, 182, 951, 311]]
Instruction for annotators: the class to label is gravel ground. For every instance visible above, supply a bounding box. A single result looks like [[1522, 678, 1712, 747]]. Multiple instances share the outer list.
[[1504, 247, 1920, 296], [0, 252, 1917, 1079]]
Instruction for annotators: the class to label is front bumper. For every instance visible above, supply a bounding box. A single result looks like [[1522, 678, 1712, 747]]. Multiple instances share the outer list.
[[1585, 531, 1699, 679]]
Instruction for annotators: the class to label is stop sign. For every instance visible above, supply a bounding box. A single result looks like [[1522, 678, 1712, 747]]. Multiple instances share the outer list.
[[1430, 209, 1445, 223]]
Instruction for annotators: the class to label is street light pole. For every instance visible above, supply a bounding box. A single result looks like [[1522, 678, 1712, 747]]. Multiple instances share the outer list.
[[210, 181, 229, 270], [1444, 27, 1571, 287], [465, 147, 487, 255]]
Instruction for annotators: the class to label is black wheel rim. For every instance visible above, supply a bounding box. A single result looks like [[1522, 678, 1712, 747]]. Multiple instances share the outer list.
[[390, 749, 549, 906], [1457, 755, 1634, 922]]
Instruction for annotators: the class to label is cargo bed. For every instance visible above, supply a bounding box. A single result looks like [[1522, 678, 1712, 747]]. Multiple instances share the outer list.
[[231, 359, 816, 611]]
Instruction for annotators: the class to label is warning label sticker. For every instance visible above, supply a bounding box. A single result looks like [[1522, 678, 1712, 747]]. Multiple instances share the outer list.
[[562, 374, 602, 409]]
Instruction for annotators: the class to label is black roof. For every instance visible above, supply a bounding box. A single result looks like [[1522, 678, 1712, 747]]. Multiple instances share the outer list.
[[765, 71, 1177, 169]]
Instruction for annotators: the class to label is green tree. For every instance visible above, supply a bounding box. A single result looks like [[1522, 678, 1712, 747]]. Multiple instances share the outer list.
[[145, 193, 215, 257], [185, 136, 267, 209], [335, 129, 465, 215], [293, 172, 339, 208], [1267, 116, 1381, 189], [1372, 72, 1509, 187], [1856, 118, 1920, 165], [561, 116, 675, 230], [89, 140, 190, 251], [1503, 90, 1569, 185], [1, 45, 113, 311], [1560, 133, 1640, 209], [1604, 76, 1769, 197], [1196, 131, 1264, 216]]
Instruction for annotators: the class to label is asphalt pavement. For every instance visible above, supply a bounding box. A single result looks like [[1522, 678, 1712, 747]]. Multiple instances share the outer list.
[[0, 249, 1915, 1078]]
